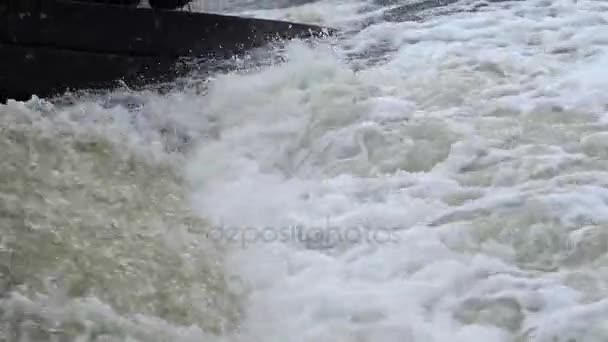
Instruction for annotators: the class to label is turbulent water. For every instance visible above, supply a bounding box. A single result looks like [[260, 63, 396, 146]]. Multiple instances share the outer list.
[[3, 0, 608, 341]]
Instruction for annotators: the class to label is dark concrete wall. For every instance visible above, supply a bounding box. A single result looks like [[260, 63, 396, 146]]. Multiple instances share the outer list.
[[1, 0, 327, 57], [0, 0, 332, 101]]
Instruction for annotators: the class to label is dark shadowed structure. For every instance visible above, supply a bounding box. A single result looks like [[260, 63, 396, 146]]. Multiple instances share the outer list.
[[0, 0, 333, 102]]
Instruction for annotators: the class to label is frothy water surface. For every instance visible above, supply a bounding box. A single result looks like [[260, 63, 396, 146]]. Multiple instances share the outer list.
[[3, 0, 608, 341]]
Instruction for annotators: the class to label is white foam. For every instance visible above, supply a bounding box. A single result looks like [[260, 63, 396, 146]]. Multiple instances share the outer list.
[[5, 0, 608, 340], [182, 0, 608, 340]]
